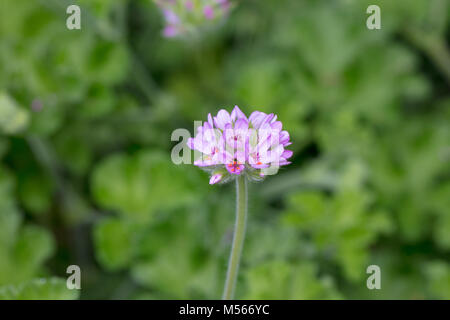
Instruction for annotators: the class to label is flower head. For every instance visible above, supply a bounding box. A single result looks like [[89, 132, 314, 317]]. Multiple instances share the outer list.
[[155, 0, 233, 38], [188, 106, 293, 184]]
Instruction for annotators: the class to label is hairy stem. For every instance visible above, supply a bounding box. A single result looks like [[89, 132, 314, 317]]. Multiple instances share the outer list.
[[222, 175, 248, 300]]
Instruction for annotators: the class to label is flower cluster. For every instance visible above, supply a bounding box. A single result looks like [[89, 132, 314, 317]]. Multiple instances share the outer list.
[[155, 0, 232, 38], [188, 106, 293, 184]]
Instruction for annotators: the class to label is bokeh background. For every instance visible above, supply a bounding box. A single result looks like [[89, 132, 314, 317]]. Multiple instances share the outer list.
[[0, 0, 449, 299]]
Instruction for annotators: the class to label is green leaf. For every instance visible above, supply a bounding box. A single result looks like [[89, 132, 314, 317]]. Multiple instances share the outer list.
[[0, 92, 29, 134], [18, 173, 53, 215], [0, 168, 21, 247], [425, 261, 450, 299], [94, 218, 136, 270], [13, 225, 55, 272], [244, 261, 341, 299], [91, 150, 201, 221]]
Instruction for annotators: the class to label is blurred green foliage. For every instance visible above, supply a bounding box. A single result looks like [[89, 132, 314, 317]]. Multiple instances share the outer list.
[[0, 0, 449, 299], [0, 278, 79, 300]]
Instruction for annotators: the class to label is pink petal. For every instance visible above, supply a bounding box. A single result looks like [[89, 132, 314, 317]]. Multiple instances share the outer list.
[[185, 0, 194, 11], [163, 9, 179, 24], [249, 111, 266, 128], [234, 118, 249, 130], [226, 162, 245, 175], [209, 173, 222, 184], [162, 25, 179, 37], [270, 121, 282, 131], [207, 113, 214, 127], [214, 109, 231, 129], [203, 5, 214, 19], [282, 149, 293, 159], [231, 105, 247, 122], [187, 137, 196, 149]]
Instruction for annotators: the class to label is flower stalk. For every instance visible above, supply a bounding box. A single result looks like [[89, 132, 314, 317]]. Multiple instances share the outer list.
[[223, 175, 248, 300], [186, 105, 292, 298]]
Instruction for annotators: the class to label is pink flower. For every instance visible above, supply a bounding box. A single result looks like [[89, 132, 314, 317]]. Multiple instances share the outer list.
[[155, 0, 233, 38], [162, 25, 179, 37], [188, 106, 293, 184], [203, 5, 215, 20], [185, 0, 194, 10], [162, 9, 180, 25]]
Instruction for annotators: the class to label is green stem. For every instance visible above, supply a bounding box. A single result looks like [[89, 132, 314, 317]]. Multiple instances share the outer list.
[[404, 27, 450, 85], [222, 175, 248, 300]]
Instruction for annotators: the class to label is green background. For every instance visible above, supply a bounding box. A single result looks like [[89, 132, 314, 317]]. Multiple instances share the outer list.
[[0, 0, 449, 299]]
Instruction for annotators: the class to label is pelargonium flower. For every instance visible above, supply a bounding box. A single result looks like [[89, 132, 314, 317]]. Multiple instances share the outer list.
[[154, 0, 233, 38], [188, 106, 293, 184]]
